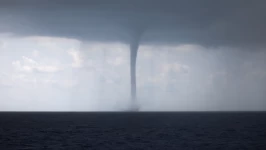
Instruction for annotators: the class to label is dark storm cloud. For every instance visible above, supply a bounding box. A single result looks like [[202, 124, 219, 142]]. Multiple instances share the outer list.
[[0, 0, 266, 48]]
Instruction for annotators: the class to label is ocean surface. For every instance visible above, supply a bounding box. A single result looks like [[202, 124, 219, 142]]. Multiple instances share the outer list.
[[0, 112, 266, 150]]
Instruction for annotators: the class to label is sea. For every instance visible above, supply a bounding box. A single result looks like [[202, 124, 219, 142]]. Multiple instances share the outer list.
[[0, 112, 266, 149]]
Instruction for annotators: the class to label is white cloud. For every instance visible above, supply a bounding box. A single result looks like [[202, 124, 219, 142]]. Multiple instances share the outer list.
[[22, 56, 37, 65], [35, 66, 61, 73], [32, 50, 39, 57], [68, 49, 84, 68], [22, 36, 80, 49], [12, 56, 61, 73]]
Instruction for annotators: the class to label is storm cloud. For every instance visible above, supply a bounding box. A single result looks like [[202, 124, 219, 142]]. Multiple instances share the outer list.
[[0, 0, 266, 48]]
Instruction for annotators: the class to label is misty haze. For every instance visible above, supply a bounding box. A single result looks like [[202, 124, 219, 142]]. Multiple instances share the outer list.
[[1, 36, 265, 111]]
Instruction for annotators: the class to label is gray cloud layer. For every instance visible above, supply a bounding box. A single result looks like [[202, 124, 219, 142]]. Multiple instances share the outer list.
[[1, 0, 266, 48]]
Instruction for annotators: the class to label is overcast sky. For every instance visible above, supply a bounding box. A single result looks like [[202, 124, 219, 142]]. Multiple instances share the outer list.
[[0, 0, 266, 111]]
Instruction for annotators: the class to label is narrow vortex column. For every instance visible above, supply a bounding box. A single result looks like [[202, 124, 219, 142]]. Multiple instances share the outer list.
[[129, 32, 142, 111]]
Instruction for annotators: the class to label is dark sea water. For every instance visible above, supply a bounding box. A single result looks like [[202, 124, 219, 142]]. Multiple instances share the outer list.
[[0, 112, 266, 150]]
